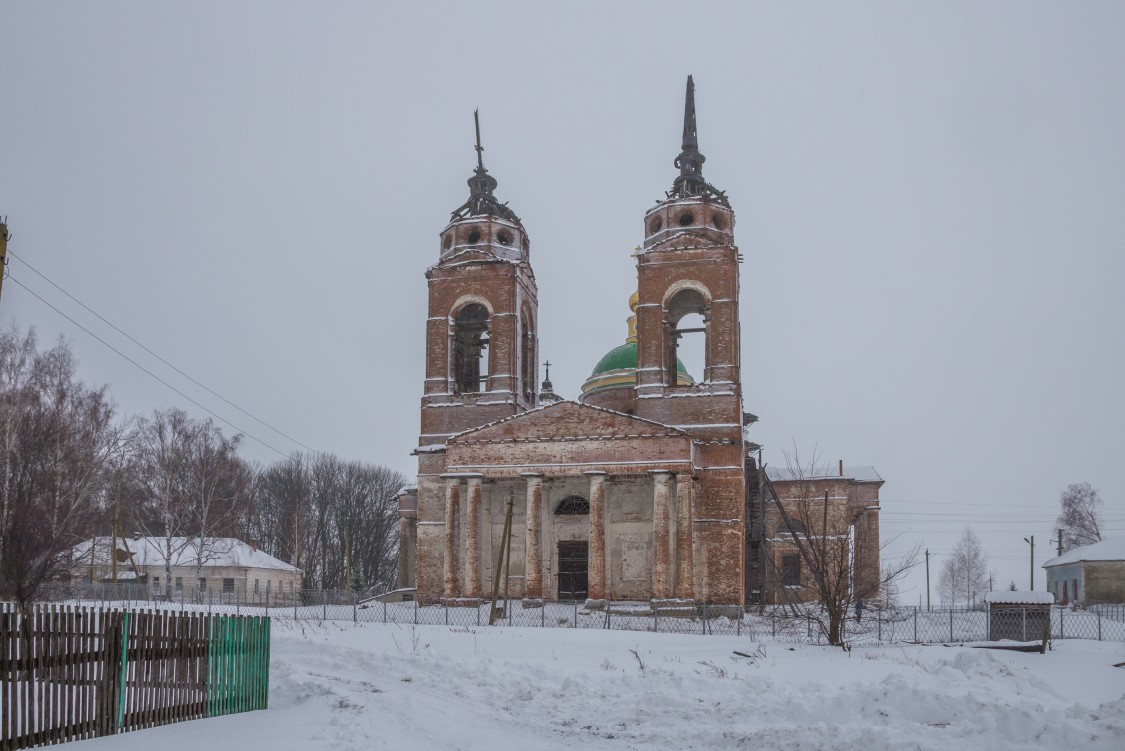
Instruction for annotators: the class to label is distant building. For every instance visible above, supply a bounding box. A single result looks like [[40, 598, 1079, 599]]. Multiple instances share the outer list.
[[71, 536, 302, 601], [1043, 538, 1125, 605]]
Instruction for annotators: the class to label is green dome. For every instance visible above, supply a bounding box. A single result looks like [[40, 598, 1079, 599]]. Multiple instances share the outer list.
[[589, 342, 692, 379]]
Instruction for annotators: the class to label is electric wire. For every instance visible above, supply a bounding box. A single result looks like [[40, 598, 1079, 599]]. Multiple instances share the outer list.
[[7, 273, 291, 458], [7, 250, 321, 456]]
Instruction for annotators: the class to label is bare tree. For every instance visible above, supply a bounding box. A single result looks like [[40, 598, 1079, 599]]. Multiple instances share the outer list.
[[1057, 482, 1103, 551], [249, 452, 405, 592], [937, 528, 989, 607], [128, 408, 253, 596], [185, 420, 253, 587], [764, 448, 918, 646], [0, 327, 126, 605]]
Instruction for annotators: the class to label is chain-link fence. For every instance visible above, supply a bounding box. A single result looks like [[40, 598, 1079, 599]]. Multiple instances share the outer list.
[[34, 583, 1125, 644]]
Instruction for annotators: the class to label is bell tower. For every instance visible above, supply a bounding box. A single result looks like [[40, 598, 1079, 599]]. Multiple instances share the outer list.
[[419, 112, 539, 447], [633, 76, 743, 443]]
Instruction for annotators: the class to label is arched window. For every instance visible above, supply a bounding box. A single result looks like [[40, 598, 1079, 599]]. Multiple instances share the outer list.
[[776, 520, 807, 536], [665, 288, 708, 385], [554, 496, 590, 515], [452, 304, 490, 394], [520, 308, 536, 404]]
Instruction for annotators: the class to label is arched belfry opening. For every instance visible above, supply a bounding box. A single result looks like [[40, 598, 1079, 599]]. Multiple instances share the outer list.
[[452, 303, 490, 394], [665, 288, 709, 385], [520, 306, 536, 405]]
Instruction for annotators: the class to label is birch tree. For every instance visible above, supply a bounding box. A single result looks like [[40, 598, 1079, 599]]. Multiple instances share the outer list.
[[1057, 482, 1103, 551], [0, 327, 125, 605]]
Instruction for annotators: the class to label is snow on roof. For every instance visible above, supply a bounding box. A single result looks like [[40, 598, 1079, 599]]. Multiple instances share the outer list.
[[984, 591, 1055, 605], [1042, 537, 1125, 568], [765, 465, 883, 483], [72, 537, 300, 573]]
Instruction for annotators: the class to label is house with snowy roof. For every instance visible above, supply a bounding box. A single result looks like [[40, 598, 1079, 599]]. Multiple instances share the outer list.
[[1042, 537, 1125, 605], [71, 536, 302, 601]]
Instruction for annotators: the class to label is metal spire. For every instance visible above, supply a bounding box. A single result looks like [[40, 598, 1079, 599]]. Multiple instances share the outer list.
[[451, 110, 521, 223], [669, 75, 728, 204]]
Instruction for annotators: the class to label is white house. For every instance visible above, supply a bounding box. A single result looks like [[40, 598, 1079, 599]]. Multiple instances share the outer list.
[[71, 536, 302, 601], [1042, 538, 1125, 605]]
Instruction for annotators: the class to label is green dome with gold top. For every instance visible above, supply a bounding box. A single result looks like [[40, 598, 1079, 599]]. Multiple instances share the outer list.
[[581, 293, 694, 396]]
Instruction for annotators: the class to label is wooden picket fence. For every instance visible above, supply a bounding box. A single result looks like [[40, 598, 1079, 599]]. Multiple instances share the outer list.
[[0, 603, 270, 749]]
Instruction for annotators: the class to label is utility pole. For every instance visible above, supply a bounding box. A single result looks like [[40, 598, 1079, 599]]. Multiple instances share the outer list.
[[1023, 535, 1035, 590], [1053, 529, 1063, 557], [925, 549, 931, 611], [0, 218, 8, 303]]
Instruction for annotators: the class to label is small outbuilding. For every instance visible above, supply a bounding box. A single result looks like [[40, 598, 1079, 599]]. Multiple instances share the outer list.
[[1042, 538, 1125, 605], [983, 591, 1054, 641]]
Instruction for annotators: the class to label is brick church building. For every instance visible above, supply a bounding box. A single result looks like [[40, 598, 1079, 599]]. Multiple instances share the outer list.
[[397, 78, 882, 610]]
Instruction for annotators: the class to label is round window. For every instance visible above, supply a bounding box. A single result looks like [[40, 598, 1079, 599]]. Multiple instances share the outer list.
[[649, 216, 664, 234], [678, 211, 694, 227], [467, 229, 481, 244], [711, 212, 726, 230], [442, 234, 453, 251], [497, 229, 513, 246]]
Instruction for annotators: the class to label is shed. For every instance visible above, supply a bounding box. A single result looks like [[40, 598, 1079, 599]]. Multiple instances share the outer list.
[[983, 591, 1054, 641]]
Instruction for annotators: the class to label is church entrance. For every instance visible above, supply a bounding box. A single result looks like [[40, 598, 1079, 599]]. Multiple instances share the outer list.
[[557, 541, 588, 600]]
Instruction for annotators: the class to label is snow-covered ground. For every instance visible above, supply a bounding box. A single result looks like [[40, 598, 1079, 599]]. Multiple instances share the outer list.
[[71, 621, 1125, 750]]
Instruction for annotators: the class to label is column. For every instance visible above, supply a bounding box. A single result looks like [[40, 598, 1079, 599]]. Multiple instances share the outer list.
[[675, 473, 694, 599], [466, 475, 483, 597], [585, 471, 607, 601], [651, 470, 672, 599], [522, 473, 543, 599], [442, 477, 461, 598]]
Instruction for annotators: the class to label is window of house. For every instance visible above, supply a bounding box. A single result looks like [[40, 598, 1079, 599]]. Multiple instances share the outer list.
[[452, 303, 490, 394], [223, 578, 235, 593], [175, 577, 183, 591], [782, 555, 801, 587], [254, 579, 259, 594], [198, 577, 206, 591], [153, 576, 160, 591], [1073, 579, 1079, 601], [776, 520, 807, 536]]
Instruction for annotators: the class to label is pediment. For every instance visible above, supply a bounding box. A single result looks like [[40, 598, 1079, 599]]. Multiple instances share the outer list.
[[449, 401, 685, 444]]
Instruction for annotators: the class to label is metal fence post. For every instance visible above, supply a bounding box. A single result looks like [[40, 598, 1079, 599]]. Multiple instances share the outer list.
[[414, 597, 418, 625], [445, 600, 449, 626], [384, 601, 388, 624], [477, 603, 481, 627], [877, 611, 882, 642], [541, 603, 545, 628], [772, 612, 776, 638], [1098, 610, 1102, 641], [736, 611, 741, 637], [949, 609, 953, 642], [1059, 608, 1064, 640], [573, 596, 578, 628], [294, 591, 298, 621], [654, 607, 659, 634], [1022, 608, 1027, 641], [322, 589, 327, 622], [704, 602, 710, 636], [914, 607, 918, 642], [353, 592, 358, 624]]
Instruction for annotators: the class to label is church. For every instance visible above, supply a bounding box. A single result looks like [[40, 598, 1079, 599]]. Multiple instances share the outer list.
[[397, 78, 882, 610]]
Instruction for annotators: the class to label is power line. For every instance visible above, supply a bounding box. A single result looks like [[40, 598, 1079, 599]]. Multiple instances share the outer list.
[[7, 250, 321, 456], [7, 273, 291, 458]]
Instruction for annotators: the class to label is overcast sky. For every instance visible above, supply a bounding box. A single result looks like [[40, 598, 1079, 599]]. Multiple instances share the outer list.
[[3, 2, 1123, 602]]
